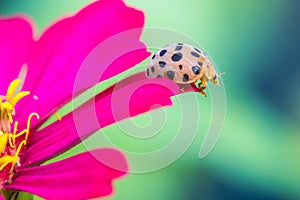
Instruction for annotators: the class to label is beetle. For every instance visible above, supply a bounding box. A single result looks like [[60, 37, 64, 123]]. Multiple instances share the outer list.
[[146, 42, 222, 96]]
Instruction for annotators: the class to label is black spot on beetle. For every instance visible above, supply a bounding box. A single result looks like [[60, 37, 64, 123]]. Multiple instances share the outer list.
[[194, 47, 201, 53], [213, 74, 217, 80], [152, 54, 156, 59], [177, 42, 184, 45], [198, 61, 203, 66], [160, 49, 167, 57], [166, 70, 175, 80], [179, 65, 183, 70], [175, 45, 183, 51], [159, 61, 166, 68], [157, 75, 162, 78], [192, 66, 200, 75], [183, 74, 189, 82], [191, 51, 200, 58], [171, 53, 182, 62], [151, 66, 155, 73], [146, 68, 150, 76]]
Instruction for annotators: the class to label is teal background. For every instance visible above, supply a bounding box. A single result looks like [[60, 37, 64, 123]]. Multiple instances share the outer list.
[[1, 0, 300, 199]]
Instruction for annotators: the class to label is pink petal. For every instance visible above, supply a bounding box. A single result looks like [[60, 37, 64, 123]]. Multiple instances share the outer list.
[[21, 73, 180, 166], [16, 0, 149, 126], [0, 17, 33, 94], [6, 149, 127, 200], [179, 83, 199, 92]]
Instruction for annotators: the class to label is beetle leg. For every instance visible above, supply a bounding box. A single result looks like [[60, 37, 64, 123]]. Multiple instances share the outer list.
[[198, 77, 207, 97], [179, 84, 187, 93]]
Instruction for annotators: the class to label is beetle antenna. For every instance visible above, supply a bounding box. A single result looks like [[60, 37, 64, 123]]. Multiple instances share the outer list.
[[219, 72, 226, 77]]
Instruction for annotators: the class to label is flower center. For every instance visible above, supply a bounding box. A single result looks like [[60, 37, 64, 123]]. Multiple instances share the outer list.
[[0, 79, 39, 185]]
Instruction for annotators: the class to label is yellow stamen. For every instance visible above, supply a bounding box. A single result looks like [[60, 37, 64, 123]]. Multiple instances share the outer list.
[[54, 112, 62, 121], [1, 102, 13, 123], [1, 102, 13, 111], [14, 140, 26, 159], [1, 80, 29, 125], [0, 79, 40, 178], [25, 113, 39, 141], [8, 113, 39, 147], [9, 140, 26, 173], [9, 91, 30, 107], [8, 122, 18, 148], [6, 79, 21, 101], [0, 156, 18, 171], [0, 133, 8, 153]]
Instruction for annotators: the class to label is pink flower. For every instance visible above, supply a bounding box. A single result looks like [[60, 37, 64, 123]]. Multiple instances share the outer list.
[[0, 0, 180, 199]]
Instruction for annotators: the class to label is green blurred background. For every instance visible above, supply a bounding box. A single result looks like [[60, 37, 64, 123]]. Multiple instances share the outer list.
[[1, 0, 300, 199]]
